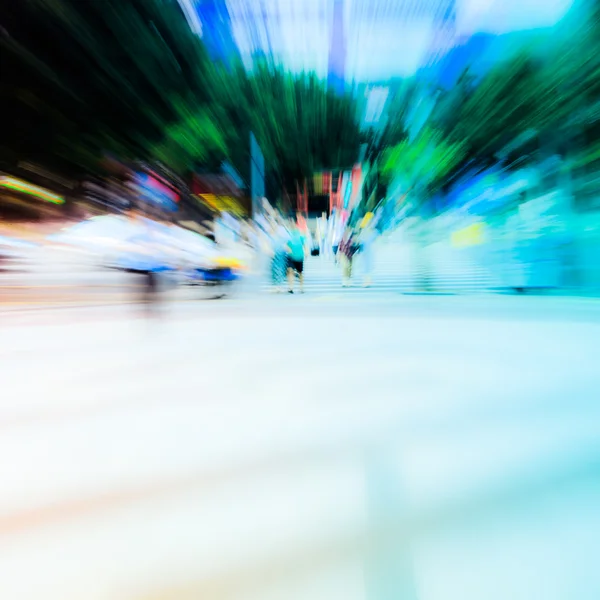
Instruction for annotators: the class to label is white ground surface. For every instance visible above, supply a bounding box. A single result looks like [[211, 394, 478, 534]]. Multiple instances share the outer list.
[[1, 295, 600, 600]]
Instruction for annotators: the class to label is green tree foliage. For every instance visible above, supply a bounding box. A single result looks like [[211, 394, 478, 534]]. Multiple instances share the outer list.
[[434, 2, 600, 170], [362, 1, 600, 220], [383, 33, 582, 199], [144, 59, 362, 192], [152, 108, 228, 173], [1, 0, 362, 193], [445, 54, 542, 163], [533, 0, 600, 130], [363, 78, 419, 165], [1, 0, 222, 175], [381, 126, 466, 195], [220, 61, 362, 188]]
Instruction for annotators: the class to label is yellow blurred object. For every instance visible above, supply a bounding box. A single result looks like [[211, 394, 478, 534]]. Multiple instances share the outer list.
[[360, 212, 374, 228], [197, 194, 246, 217], [214, 257, 245, 270], [451, 223, 486, 248]]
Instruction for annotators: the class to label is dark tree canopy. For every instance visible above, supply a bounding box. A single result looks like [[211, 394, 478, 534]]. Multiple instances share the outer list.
[[1, 0, 362, 195]]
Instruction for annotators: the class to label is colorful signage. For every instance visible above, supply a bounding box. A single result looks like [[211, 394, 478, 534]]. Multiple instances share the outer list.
[[196, 194, 246, 217], [135, 173, 179, 211]]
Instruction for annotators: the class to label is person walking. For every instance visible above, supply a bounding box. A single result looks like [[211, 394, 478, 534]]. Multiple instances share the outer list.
[[285, 221, 306, 294], [359, 222, 378, 287], [332, 214, 343, 264], [338, 227, 358, 287], [124, 209, 167, 315], [270, 218, 289, 292]]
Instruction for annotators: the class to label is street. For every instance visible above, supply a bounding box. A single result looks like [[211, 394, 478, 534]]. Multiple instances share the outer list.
[[0, 241, 495, 309], [1, 293, 600, 600], [5, 1, 600, 598]]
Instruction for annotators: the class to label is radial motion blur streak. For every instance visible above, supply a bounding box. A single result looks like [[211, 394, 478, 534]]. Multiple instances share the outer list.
[[1, 1, 600, 600]]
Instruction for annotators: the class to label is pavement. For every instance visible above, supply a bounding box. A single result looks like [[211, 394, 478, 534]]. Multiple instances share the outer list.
[[1, 243, 596, 309], [1, 291, 600, 600], [0, 242, 495, 310]]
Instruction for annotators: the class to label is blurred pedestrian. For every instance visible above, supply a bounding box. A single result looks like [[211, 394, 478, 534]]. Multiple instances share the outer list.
[[337, 229, 353, 287], [358, 221, 377, 287], [125, 210, 165, 315], [286, 221, 306, 294], [332, 212, 345, 263], [338, 227, 359, 287], [270, 217, 289, 291]]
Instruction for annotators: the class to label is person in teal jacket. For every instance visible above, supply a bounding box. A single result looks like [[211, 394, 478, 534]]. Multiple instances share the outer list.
[[286, 223, 306, 294]]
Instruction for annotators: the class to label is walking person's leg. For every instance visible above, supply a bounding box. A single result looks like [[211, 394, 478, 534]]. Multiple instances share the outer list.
[[341, 255, 350, 286], [275, 251, 287, 291], [297, 260, 304, 293], [287, 257, 295, 293], [143, 270, 159, 314], [271, 254, 278, 289], [278, 252, 286, 291]]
